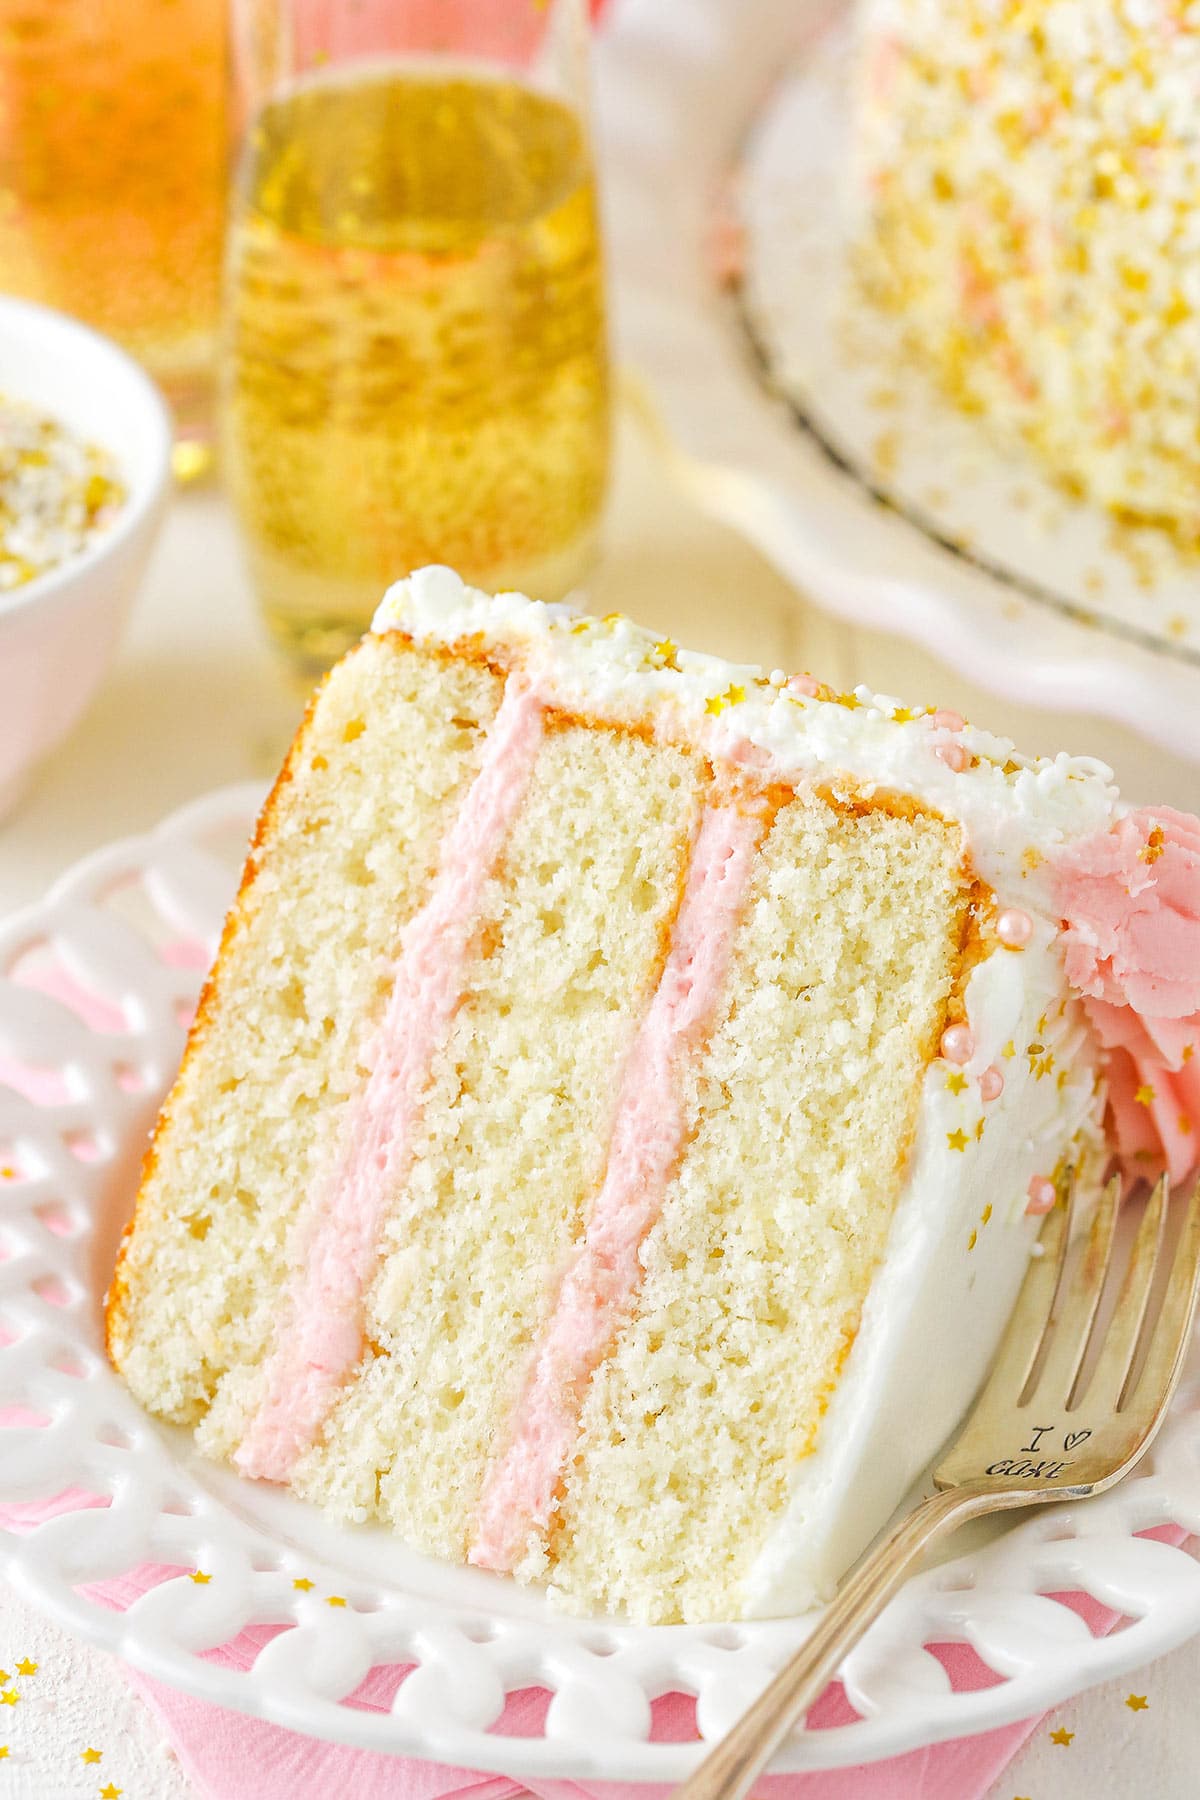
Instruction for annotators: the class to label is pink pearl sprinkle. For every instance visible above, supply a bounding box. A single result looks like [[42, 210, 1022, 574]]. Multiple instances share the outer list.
[[1026, 1176, 1057, 1216], [941, 1024, 975, 1064], [936, 742, 969, 772], [979, 1065, 1005, 1102], [932, 709, 965, 732], [787, 672, 821, 698], [997, 908, 1033, 948]]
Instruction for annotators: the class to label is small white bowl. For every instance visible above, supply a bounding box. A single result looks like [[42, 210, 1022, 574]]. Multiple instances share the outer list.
[[0, 297, 172, 821]]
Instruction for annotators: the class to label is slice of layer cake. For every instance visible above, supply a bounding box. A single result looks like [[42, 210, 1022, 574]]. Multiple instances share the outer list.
[[106, 568, 1200, 1622]]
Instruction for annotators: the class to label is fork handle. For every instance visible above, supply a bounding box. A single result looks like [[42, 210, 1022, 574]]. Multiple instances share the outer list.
[[673, 1484, 1017, 1800]]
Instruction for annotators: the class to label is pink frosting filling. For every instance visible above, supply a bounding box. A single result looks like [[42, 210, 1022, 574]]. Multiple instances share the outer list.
[[1051, 806, 1200, 1185], [468, 797, 765, 1573], [235, 677, 545, 1482]]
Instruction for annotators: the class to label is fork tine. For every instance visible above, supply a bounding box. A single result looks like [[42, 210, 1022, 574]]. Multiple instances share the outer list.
[[1123, 1178, 1200, 1419], [1029, 1173, 1121, 1408], [973, 1201, 1070, 1409], [1085, 1176, 1168, 1412]]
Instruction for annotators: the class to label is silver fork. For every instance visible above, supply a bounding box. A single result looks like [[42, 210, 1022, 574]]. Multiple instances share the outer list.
[[675, 1174, 1200, 1800]]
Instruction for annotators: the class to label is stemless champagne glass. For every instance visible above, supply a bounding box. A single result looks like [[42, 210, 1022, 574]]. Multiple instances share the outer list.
[[0, 0, 227, 476], [223, 0, 611, 677]]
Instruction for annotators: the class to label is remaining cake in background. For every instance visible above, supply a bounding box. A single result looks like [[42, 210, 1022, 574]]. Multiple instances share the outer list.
[[106, 568, 1200, 1623], [853, 1, 1200, 542]]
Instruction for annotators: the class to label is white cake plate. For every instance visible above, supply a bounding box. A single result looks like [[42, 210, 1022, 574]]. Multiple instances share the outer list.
[[596, 0, 1200, 763], [3, 787, 1200, 1776]]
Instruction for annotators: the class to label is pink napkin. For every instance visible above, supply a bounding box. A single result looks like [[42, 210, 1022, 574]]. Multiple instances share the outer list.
[[0, 954, 1189, 1800]]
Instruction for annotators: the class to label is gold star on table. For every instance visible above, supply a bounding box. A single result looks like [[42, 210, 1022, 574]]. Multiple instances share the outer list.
[[292, 1576, 315, 1591], [945, 1071, 968, 1094], [947, 1128, 970, 1153], [1135, 1084, 1156, 1107], [327, 1595, 347, 1607], [1125, 1693, 1149, 1711], [189, 1570, 212, 1584], [0, 1691, 18, 1707], [81, 1748, 103, 1764], [1049, 1726, 1074, 1745], [99, 1784, 123, 1799], [13, 1660, 36, 1677]]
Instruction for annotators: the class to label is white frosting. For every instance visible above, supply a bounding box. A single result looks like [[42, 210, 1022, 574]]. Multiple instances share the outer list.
[[374, 569, 1112, 1617]]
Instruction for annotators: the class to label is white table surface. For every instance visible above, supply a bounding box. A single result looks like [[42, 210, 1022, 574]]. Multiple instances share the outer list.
[[2, 416, 1198, 1796]]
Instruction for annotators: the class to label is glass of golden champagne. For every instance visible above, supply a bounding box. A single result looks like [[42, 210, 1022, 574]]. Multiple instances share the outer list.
[[0, 0, 227, 478], [223, 0, 610, 677]]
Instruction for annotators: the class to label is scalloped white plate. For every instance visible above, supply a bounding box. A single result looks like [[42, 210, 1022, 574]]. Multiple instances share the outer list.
[[597, 0, 1200, 762], [3, 793, 1200, 1778]]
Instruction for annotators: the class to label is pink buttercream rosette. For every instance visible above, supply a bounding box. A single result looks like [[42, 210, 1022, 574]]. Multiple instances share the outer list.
[[1052, 806, 1200, 1184]]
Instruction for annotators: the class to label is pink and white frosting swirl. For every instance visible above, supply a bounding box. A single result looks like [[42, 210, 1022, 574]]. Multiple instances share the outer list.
[[1052, 806, 1200, 1184]]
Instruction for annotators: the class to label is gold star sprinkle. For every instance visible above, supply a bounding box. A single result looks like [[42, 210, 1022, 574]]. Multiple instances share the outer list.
[[1002, 1040, 1016, 1059], [892, 706, 918, 723], [947, 1128, 970, 1153], [569, 620, 591, 635], [650, 638, 679, 671], [967, 1229, 978, 1251], [1126, 1693, 1149, 1711], [99, 1785, 123, 1799], [704, 694, 727, 716], [975, 1118, 986, 1140], [81, 1748, 103, 1764], [723, 683, 746, 707], [327, 1595, 347, 1607], [1049, 1726, 1074, 1746], [292, 1576, 314, 1591], [0, 1672, 7, 1686], [1135, 1085, 1156, 1107], [981, 1204, 993, 1224], [945, 1071, 968, 1094], [835, 691, 863, 711], [0, 1691, 17, 1707], [13, 1660, 36, 1677], [189, 1570, 211, 1584], [0, 1745, 7, 1759]]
